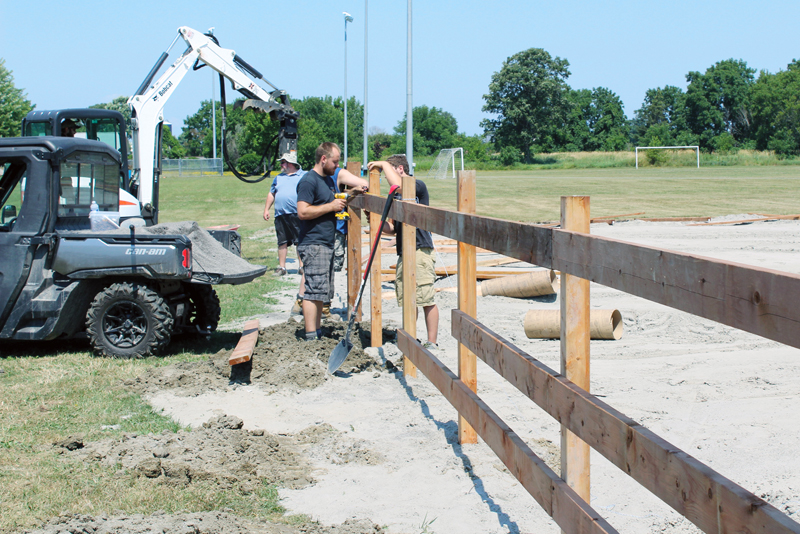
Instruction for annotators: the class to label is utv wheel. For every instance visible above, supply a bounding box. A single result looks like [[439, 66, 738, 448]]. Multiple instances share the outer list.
[[187, 284, 221, 332], [86, 282, 174, 358]]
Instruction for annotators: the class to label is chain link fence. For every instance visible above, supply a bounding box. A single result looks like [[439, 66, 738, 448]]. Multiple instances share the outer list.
[[162, 158, 223, 176]]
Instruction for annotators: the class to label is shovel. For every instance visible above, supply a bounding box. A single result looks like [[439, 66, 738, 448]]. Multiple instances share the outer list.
[[328, 185, 399, 374]]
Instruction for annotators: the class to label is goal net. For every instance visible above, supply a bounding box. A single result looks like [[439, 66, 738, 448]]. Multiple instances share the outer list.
[[426, 148, 464, 180]]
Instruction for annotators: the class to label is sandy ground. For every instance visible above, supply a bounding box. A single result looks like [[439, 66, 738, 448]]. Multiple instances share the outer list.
[[135, 216, 800, 534]]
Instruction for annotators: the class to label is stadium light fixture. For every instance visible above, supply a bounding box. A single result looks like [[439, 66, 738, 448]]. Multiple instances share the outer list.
[[344, 12, 354, 166]]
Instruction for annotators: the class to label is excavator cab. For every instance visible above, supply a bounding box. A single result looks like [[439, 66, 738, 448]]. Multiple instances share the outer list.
[[22, 109, 130, 190]]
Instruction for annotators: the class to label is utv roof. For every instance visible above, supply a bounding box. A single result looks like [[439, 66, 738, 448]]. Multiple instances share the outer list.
[[24, 109, 126, 122], [0, 136, 123, 162]]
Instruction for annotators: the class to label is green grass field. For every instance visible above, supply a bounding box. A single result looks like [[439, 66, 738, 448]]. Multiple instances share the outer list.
[[1, 162, 799, 531]]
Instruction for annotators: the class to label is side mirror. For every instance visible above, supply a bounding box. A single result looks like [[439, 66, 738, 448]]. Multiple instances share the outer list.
[[2, 205, 16, 224]]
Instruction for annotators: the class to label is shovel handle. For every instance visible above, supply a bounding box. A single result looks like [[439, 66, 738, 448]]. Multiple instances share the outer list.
[[362, 185, 399, 282]]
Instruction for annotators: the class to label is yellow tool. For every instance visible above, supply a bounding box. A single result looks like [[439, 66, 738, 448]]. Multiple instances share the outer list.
[[334, 192, 350, 220]]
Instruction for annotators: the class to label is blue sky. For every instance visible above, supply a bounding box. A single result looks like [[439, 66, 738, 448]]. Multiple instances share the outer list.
[[3, 0, 800, 137]]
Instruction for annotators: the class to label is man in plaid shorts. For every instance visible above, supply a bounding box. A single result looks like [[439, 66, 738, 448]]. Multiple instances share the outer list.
[[296, 142, 348, 341]]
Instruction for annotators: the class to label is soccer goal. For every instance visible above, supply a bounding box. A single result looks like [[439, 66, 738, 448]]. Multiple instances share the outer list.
[[427, 148, 464, 180]]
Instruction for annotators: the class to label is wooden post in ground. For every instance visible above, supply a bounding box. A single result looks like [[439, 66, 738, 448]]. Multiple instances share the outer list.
[[347, 202, 362, 320], [560, 195, 591, 513], [368, 169, 382, 347], [457, 170, 478, 444], [345, 161, 362, 319], [402, 172, 418, 377]]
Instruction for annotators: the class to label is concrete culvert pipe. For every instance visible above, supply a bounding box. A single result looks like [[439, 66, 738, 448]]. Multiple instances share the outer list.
[[480, 270, 557, 298], [523, 309, 623, 340]]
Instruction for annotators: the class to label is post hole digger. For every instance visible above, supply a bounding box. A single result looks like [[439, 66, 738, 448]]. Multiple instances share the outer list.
[[328, 185, 400, 374]]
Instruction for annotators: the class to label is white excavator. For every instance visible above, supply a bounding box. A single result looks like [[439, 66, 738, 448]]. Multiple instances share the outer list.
[[2, 27, 299, 357], [23, 25, 299, 226]]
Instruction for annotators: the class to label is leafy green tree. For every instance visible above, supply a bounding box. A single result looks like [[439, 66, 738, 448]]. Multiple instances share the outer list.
[[684, 59, 756, 149], [161, 125, 185, 159], [90, 95, 132, 134], [563, 87, 629, 151], [481, 48, 571, 162], [392, 105, 459, 156], [750, 60, 800, 155], [0, 58, 34, 137], [456, 133, 491, 162], [630, 85, 689, 146]]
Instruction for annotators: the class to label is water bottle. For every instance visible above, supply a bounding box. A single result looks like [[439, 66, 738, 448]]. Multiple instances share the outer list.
[[89, 201, 100, 230]]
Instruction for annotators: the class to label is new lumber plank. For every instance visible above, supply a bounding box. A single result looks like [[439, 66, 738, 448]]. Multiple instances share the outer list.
[[351, 195, 800, 350], [229, 319, 259, 365], [451, 311, 800, 534], [396, 329, 618, 534], [351, 195, 553, 268], [550, 229, 800, 350], [687, 217, 777, 227]]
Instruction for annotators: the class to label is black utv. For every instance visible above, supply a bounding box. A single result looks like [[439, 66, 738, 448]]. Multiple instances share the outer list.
[[0, 137, 263, 358]]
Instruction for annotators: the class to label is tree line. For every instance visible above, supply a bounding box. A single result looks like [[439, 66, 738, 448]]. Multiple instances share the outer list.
[[2, 49, 800, 168]]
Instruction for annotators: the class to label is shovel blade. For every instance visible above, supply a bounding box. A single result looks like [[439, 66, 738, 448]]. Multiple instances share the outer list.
[[328, 338, 354, 374]]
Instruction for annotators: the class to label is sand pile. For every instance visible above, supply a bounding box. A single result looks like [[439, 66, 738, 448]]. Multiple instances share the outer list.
[[125, 321, 395, 397], [23, 512, 384, 534], [59, 414, 312, 490]]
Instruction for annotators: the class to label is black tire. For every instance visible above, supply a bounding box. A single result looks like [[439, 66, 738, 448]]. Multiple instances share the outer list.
[[187, 284, 221, 332], [86, 282, 174, 358]]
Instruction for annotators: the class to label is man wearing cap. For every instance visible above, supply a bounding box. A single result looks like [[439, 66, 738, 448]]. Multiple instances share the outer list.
[[60, 119, 79, 137], [263, 153, 305, 282]]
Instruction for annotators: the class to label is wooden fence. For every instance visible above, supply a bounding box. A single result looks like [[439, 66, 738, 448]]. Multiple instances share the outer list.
[[348, 171, 800, 534]]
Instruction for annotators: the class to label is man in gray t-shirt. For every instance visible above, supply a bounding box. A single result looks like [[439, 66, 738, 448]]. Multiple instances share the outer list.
[[296, 142, 347, 341]]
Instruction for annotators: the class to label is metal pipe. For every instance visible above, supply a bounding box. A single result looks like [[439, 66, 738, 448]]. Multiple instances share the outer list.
[[406, 0, 413, 173], [344, 12, 353, 166], [362, 0, 369, 175]]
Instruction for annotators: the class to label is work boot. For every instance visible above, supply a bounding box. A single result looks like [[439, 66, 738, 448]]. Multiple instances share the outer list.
[[321, 304, 332, 320], [291, 296, 303, 315]]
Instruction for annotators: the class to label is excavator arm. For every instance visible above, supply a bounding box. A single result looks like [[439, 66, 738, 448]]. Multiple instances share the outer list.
[[128, 26, 298, 223]]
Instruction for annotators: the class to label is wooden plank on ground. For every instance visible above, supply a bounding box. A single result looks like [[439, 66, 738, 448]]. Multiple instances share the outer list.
[[591, 212, 645, 220], [451, 310, 800, 534], [229, 319, 259, 365], [687, 217, 777, 226], [396, 330, 618, 534]]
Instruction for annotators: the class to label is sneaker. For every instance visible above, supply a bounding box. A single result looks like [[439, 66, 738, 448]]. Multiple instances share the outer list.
[[290, 297, 303, 315], [421, 341, 439, 351], [274, 266, 287, 276], [321, 304, 331, 319]]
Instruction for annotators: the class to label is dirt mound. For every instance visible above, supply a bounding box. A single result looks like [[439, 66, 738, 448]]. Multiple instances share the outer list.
[[63, 415, 312, 490], [294, 423, 384, 466], [125, 321, 396, 397], [22, 511, 385, 534]]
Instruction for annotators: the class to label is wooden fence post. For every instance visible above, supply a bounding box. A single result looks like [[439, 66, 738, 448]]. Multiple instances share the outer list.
[[402, 173, 418, 377], [368, 169, 382, 347], [560, 195, 591, 510], [457, 170, 478, 444], [347, 204, 362, 320]]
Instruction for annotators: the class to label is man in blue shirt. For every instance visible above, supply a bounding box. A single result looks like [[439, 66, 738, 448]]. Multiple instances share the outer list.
[[263, 153, 305, 277]]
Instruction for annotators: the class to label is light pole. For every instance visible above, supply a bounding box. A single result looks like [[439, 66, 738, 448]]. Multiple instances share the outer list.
[[362, 0, 368, 175], [406, 0, 413, 173], [343, 12, 353, 166], [208, 27, 217, 160]]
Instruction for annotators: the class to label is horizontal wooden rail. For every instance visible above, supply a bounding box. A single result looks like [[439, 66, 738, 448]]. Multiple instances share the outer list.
[[396, 329, 618, 534], [451, 310, 800, 534], [352, 195, 800, 351]]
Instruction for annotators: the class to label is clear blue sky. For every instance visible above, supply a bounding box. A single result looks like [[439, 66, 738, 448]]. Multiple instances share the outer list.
[[3, 0, 800, 137]]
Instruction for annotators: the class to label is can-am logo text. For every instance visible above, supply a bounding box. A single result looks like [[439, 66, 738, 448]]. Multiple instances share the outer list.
[[126, 248, 167, 256]]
